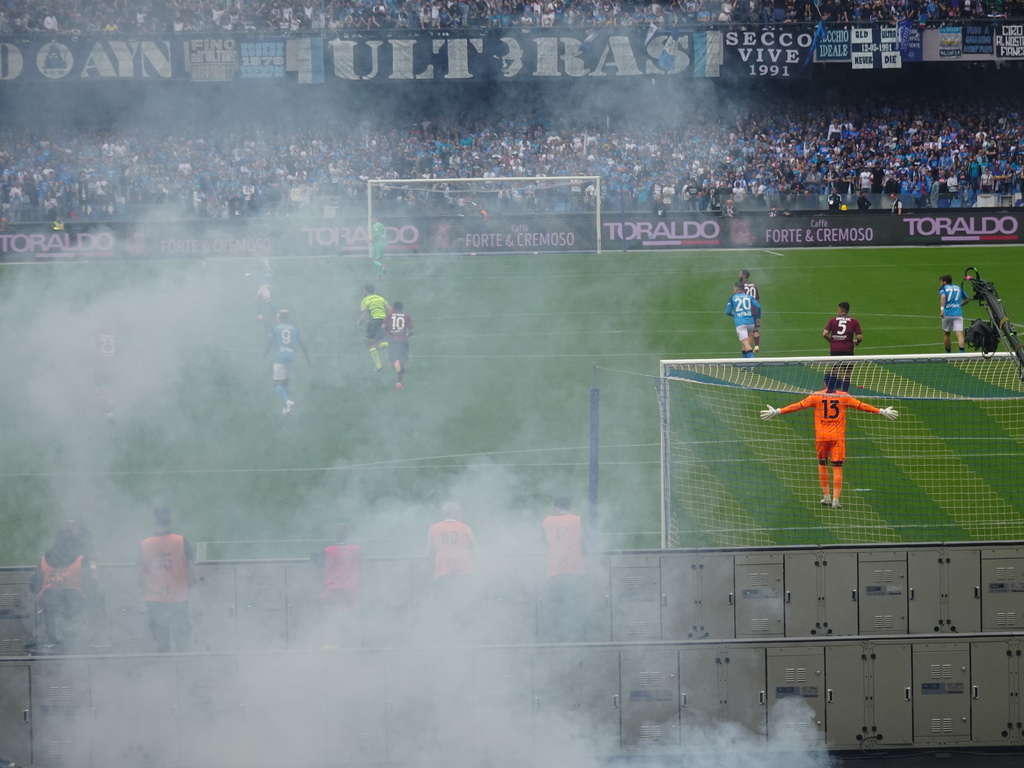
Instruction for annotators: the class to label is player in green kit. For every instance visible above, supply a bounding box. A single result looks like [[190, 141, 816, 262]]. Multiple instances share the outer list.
[[370, 216, 386, 277], [358, 284, 392, 372]]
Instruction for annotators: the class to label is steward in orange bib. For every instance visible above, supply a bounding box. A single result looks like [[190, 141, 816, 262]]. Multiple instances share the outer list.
[[30, 520, 105, 651], [315, 522, 362, 648], [541, 497, 588, 642], [137, 506, 195, 652]]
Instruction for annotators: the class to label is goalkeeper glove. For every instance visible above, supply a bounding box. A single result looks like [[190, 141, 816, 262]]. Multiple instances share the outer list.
[[879, 407, 899, 421], [760, 405, 781, 420]]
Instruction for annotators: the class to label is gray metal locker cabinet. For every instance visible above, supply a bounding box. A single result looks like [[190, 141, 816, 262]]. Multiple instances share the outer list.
[[784, 551, 859, 638], [734, 553, 784, 638], [583, 555, 612, 641], [620, 649, 680, 751], [237, 652, 327, 766], [677, 645, 725, 730], [191, 563, 237, 652], [857, 550, 908, 634], [718, 645, 768, 739], [177, 655, 241, 768], [235, 563, 288, 650], [823, 643, 869, 748], [285, 562, 323, 649], [482, 557, 538, 645], [0, 662, 30, 766], [767, 646, 825, 745], [90, 658, 178, 767], [361, 557, 418, 647], [659, 553, 698, 641], [0, 568, 35, 654], [99, 564, 148, 653], [907, 548, 981, 634], [969, 640, 1016, 744], [578, 647, 621, 754], [912, 642, 971, 744], [694, 552, 737, 639], [866, 642, 913, 746], [324, 651, 387, 762], [532, 648, 583, 753], [473, 648, 536, 759], [30, 660, 92, 767], [981, 547, 1024, 631], [384, 648, 475, 762], [611, 555, 661, 642]]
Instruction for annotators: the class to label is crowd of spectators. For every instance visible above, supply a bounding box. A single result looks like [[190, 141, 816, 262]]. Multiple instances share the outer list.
[[1, 0, 1022, 36], [2, 99, 1023, 224]]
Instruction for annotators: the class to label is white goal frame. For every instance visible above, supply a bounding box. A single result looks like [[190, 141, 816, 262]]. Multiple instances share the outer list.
[[367, 176, 602, 257]]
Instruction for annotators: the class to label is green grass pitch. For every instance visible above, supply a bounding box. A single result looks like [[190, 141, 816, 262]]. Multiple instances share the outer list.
[[1, 245, 1021, 564]]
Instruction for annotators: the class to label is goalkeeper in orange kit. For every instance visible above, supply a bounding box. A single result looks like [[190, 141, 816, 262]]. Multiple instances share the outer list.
[[760, 377, 899, 510]]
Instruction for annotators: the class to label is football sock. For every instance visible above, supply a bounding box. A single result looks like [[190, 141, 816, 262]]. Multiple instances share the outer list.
[[817, 464, 829, 495], [832, 466, 844, 501], [369, 347, 382, 369], [394, 361, 401, 373], [379, 341, 389, 352], [945, 347, 952, 353], [742, 350, 753, 358], [275, 383, 288, 403]]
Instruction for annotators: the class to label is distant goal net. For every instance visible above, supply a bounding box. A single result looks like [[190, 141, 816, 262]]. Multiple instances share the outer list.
[[367, 176, 601, 257], [658, 353, 1024, 549]]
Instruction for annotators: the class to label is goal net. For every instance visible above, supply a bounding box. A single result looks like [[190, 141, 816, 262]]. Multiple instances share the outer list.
[[658, 353, 1024, 549], [367, 176, 601, 257]]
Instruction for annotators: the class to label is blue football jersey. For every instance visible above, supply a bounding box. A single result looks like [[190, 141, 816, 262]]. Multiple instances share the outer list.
[[271, 323, 301, 363], [726, 292, 760, 326], [940, 283, 965, 316]]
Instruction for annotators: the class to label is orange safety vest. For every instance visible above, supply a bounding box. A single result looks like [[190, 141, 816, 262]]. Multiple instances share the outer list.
[[38, 555, 85, 597], [542, 514, 586, 577], [320, 543, 361, 601], [139, 533, 190, 603], [428, 519, 475, 578]]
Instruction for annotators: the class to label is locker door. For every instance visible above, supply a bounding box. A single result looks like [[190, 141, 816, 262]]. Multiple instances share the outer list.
[[819, 551, 859, 636], [980, 548, 1024, 631], [678, 646, 723, 730], [178, 656, 241, 768], [90, 658, 178, 767], [286, 562, 323, 649], [30, 661, 92, 768], [235, 564, 287, 650], [824, 643, 868, 748], [325, 651, 387, 762], [532, 648, 583, 752], [695, 553, 736, 639], [783, 553, 821, 638], [767, 646, 825, 745], [858, 551, 907, 634], [659, 554, 698, 641], [735, 554, 784, 637], [610, 557, 661, 642], [720, 646, 767, 738], [969, 640, 1015, 744], [0, 663, 30, 766], [867, 642, 913, 746], [192, 564, 237, 652], [0, 569, 36, 654], [912, 643, 970, 744], [621, 649, 680, 751], [946, 548, 981, 633], [473, 649, 535, 759]]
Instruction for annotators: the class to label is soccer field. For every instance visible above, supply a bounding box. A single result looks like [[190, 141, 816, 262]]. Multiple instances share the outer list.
[[2, 245, 1021, 565]]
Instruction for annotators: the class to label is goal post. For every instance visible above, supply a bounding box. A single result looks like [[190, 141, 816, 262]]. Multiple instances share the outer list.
[[367, 176, 601, 257], [658, 352, 1024, 549]]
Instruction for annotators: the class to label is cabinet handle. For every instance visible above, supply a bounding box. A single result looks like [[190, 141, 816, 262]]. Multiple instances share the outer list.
[[22, 709, 28, 724], [827, 690, 833, 704], [974, 586, 980, 599], [728, 592, 734, 605], [905, 688, 911, 701], [786, 591, 791, 603], [852, 590, 857, 602], [613, 694, 619, 709], [972, 686, 979, 700], [681, 693, 687, 708], [759, 691, 766, 705], [662, 594, 667, 607]]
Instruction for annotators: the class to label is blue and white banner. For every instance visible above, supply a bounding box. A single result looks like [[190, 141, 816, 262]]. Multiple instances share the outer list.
[[963, 23, 995, 54], [898, 19, 923, 62], [816, 25, 850, 61]]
